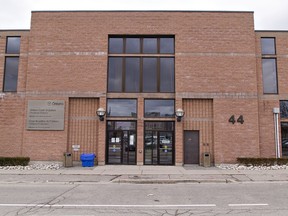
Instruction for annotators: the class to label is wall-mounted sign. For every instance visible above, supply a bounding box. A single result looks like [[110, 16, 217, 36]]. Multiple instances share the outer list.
[[27, 100, 65, 130], [72, 144, 80, 151]]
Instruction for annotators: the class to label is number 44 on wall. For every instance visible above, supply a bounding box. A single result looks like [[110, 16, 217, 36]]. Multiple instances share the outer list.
[[228, 115, 244, 124]]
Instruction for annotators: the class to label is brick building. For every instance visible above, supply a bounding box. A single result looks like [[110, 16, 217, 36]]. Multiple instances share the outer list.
[[0, 11, 287, 166]]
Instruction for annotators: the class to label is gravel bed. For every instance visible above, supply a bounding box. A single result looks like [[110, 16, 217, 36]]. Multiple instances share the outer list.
[[1, 163, 288, 171], [217, 164, 288, 170], [0, 163, 62, 170]]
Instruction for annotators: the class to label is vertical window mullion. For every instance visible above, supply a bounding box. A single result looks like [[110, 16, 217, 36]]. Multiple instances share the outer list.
[[140, 38, 143, 92], [140, 57, 143, 92], [122, 58, 126, 92], [123, 38, 126, 92], [157, 57, 160, 92]]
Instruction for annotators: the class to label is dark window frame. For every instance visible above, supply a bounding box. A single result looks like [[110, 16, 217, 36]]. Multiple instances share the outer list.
[[261, 37, 276, 55], [3, 36, 21, 92], [144, 99, 175, 118], [261, 57, 278, 94], [261, 37, 278, 95], [3, 56, 20, 92], [5, 36, 21, 54], [107, 36, 175, 93], [106, 98, 138, 118]]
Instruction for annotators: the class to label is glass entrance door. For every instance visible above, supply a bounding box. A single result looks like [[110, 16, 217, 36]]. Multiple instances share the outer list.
[[144, 131, 158, 165], [144, 122, 174, 165], [159, 132, 173, 164], [107, 121, 136, 165]]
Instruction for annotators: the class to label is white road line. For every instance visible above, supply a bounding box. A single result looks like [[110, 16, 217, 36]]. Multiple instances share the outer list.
[[0, 204, 216, 208], [228, 204, 269, 207]]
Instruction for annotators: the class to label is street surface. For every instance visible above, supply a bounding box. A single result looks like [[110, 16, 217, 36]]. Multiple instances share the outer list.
[[0, 181, 288, 216]]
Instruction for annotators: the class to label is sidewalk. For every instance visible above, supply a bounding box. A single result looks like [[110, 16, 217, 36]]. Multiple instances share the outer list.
[[1, 165, 288, 184]]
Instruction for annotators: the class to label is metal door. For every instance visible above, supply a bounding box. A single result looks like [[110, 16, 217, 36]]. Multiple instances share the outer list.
[[184, 131, 199, 164]]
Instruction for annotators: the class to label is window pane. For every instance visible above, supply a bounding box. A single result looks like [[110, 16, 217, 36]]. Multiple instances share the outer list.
[[160, 58, 174, 92], [6, 37, 20, 54], [262, 58, 278, 94], [281, 123, 288, 157], [126, 38, 140, 53], [160, 38, 174, 54], [143, 38, 157, 53], [280, 101, 288, 118], [109, 38, 123, 53], [125, 58, 140, 92], [143, 58, 157, 92], [145, 121, 174, 130], [107, 99, 137, 117], [261, 38, 276, 55], [115, 121, 136, 130], [108, 57, 122, 92], [3, 57, 19, 92], [145, 100, 174, 117]]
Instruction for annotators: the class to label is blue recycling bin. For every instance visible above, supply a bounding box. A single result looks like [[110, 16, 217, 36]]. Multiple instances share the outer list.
[[80, 153, 96, 167]]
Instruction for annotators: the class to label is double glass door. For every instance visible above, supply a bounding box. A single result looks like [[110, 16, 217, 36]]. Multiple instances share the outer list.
[[107, 121, 136, 164], [144, 122, 174, 165]]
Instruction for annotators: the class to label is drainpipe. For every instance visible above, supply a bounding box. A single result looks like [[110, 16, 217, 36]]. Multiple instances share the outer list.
[[273, 108, 280, 158]]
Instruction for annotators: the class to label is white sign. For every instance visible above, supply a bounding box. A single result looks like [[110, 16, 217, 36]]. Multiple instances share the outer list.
[[72, 145, 80, 151]]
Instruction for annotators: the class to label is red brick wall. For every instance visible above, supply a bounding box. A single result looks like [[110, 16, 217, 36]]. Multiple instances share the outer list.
[[213, 98, 260, 163], [256, 31, 288, 158], [1, 12, 287, 163], [0, 31, 29, 157]]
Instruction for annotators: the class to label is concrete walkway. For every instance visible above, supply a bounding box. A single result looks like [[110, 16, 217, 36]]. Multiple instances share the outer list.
[[1, 165, 288, 184]]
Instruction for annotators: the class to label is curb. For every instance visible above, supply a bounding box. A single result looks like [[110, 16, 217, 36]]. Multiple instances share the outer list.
[[111, 179, 233, 184]]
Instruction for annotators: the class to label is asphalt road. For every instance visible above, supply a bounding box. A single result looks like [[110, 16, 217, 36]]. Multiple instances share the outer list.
[[1, 182, 288, 216]]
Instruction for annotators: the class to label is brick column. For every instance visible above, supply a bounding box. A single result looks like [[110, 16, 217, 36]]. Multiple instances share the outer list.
[[97, 96, 106, 165], [175, 97, 184, 166], [137, 97, 144, 165]]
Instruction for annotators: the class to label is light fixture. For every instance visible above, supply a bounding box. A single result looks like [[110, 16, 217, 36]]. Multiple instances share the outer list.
[[175, 108, 185, 122], [96, 107, 106, 121]]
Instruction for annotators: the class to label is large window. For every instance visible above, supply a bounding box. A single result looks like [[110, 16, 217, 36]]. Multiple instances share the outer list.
[[108, 36, 175, 93], [144, 99, 175, 118], [262, 58, 278, 94], [107, 99, 137, 117], [261, 37, 278, 94], [3, 37, 20, 92]]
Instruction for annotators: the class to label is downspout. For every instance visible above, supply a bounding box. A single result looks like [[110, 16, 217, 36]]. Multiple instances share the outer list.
[[273, 108, 280, 158]]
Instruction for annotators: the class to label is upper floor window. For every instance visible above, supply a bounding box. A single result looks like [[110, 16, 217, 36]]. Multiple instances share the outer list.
[[6, 37, 21, 54], [3, 37, 20, 92], [261, 37, 278, 94], [261, 38, 276, 55], [108, 36, 175, 93], [144, 99, 175, 118], [107, 99, 137, 117], [262, 58, 278, 94]]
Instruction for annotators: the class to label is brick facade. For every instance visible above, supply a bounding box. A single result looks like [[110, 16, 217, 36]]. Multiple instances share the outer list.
[[0, 11, 287, 165]]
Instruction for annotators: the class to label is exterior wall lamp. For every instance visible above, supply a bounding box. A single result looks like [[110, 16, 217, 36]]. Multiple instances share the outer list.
[[175, 108, 185, 122], [96, 107, 106, 121]]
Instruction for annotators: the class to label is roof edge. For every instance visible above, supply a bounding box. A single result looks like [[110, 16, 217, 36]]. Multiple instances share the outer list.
[[255, 30, 288, 33], [31, 10, 254, 14], [0, 29, 30, 32]]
